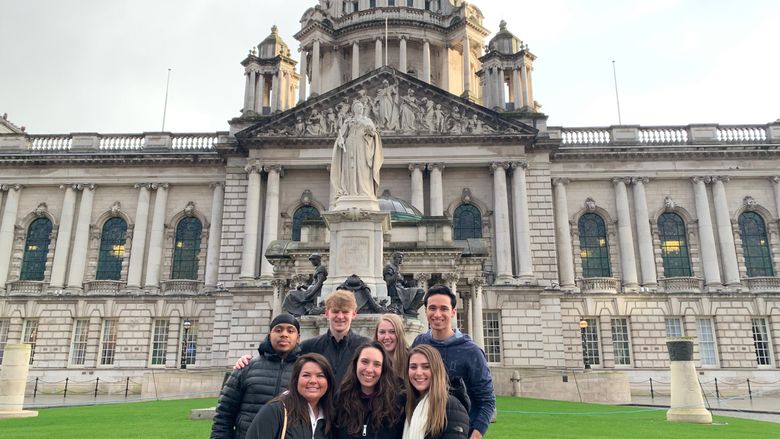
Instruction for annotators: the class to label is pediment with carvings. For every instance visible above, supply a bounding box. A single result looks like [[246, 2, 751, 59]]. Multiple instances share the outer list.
[[236, 67, 537, 146]]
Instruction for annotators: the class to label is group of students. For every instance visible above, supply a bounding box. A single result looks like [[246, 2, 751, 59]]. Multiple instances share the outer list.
[[211, 285, 495, 439]]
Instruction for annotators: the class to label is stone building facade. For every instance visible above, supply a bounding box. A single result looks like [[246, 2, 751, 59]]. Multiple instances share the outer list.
[[1, 0, 779, 390]]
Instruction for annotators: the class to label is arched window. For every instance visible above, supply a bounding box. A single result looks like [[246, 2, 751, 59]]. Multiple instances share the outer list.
[[20, 218, 53, 281], [578, 213, 611, 278], [739, 212, 774, 277], [292, 206, 321, 241], [96, 218, 128, 280], [171, 217, 202, 280], [453, 204, 482, 240], [657, 213, 692, 277]]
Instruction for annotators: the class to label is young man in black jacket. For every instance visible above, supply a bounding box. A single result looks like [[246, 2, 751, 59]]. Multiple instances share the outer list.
[[211, 314, 302, 439]]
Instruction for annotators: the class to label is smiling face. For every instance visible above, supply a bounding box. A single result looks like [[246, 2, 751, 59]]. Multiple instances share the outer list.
[[325, 305, 357, 337], [376, 319, 398, 354], [269, 323, 299, 355], [425, 293, 456, 339], [297, 361, 328, 406], [408, 352, 432, 394], [356, 347, 383, 394]]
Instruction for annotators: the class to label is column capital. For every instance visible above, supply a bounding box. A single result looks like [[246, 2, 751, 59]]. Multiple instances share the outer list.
[[58, 184, 79, 191], [209, 181, 225, 189], [631, 177, 650, 185], [552, 177, 570, 186], [414, 272, 431, 282], [690, 176, 707, 185], [75, 183, 96, 191], [270, 278, 287, 289], [710, 175, 730, 184], [263, 164, 284, 176], [408, 163, 425, 172], [611, 177, 631, 186], [245, 160, 263, 174], [489, 161, 509, 173], [443, 272, 460, 285], [427, 162, 445, 171], [469, 276, 487, 288], [151, 182, 169, 190], [133, 183, 154, 190], [511, 160, 528, 170], [399, 35, 407, 41], [771, 176, 780, 185]]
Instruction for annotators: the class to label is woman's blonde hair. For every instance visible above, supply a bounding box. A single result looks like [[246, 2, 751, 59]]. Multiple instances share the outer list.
[[374, 313, 409, 377], [404, 345, 449, 437]]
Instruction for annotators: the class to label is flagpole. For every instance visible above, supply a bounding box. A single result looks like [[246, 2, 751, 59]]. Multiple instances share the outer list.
[[385, 17, 388, 66], [161, 68, 172, 131], [612, 60, 622, 125]]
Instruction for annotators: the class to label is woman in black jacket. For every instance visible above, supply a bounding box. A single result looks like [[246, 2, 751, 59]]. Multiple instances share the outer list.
[[335, 341, 404, 439], [246, 353, 337, 439], [403, 345, 469, 439]]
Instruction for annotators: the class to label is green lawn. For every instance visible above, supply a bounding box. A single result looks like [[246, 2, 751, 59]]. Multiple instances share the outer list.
[[0, 396, 777, 438]]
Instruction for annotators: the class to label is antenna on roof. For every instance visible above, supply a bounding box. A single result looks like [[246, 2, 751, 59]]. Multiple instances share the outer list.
[[612, 60, 623, 125], [161, 68, 172, 131]]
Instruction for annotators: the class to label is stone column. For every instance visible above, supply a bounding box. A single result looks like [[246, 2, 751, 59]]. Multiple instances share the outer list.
[[255, 74, 265, 113], [260, 165, 282, 281], [243, 70, 255, 113], [278, 71, 287, 111], [143, 183, 169, 288], [553, 178, 575, 289], [352, 41, 360, 79], [205, 182, 225, 289], [271, 278, 287, 315], [440, 44, 450, 90], [66, 184, 96, 289], [399, 37, 407, 73], [511, 161, 533, 280], [710, 176, 740, 286], [422, 40, 431, 83], [409, 163, 425, 213], [520, 63, 529, 108], [428, 163, 444, 216], [270, 70, 280, 112], [491, 162, 514, 284], [298, 50, 308, 103], [126, 183, 151, 289], [527, 64, 534, 106], [0, 185, 22, 290], [483, 68, 494, 108], [496, 68, 506, 110], [512, 67, 522, 109], [631, 178, 657, 287], [691, 177, 721, 287], [470, 277, 486, 349], [49, 184, 77, 288], [444, 272, 460, 330], [613, 178, 639, 289], [375, 38, 383, 69], [414, 272, 431, 292], [240, 162, 263, 280], [771, 177, 780, 218], [462, 35, 471, 96], [311, 40, 321, 95]]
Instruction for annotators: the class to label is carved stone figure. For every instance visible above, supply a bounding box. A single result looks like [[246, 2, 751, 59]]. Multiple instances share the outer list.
[[330, 100, 384, 199], [282, 254, 328, 316], [383, 252, 425, 317], [399, 88, 420, 132], [422, 99, 436, 132], [374, 79, 399, 130], [337, 274, 388, 314], [306, 109, 326, 135]]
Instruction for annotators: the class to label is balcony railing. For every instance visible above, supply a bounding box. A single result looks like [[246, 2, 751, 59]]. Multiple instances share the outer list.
[[160, 280, 203, 295], [84, 280, 125, 295], [2, 132, 224, 153], [6, 280, 46, 295], [555, 123, 779, 147], [577, 277, 619, 294], [659, 277, 703, 293], [745, 277, 780, 293]]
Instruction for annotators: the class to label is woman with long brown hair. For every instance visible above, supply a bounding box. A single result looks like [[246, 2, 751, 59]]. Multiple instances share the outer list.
[[403, 345, 468, 439], [335, 341, 404, 439], [246, 353, 336, 439], [373, 313, 409, 378]]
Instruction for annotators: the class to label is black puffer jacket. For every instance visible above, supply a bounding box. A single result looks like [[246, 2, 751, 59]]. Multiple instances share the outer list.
[[334, 394, 404, 439], [211, 338, 302, 439], [245, 400, 329, 439], [406, 395, 469, 439]]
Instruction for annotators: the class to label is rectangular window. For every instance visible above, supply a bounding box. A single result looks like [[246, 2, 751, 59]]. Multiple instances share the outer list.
[[70, 319, 89, 365], [22, 319, 39, 365], [665, 318, 683, 337], [388, 0, 395, 6], [611, 318, 632, 366], [100, 320, 118, 366], [151, 319, 169, 366], [697, 318, 718, 366], [181, 320, 198, 366], [483, 311, 501, 363], [581, 318, 601, 366], [752, 318, 772, 366], [0, 319, 9, 365], [456, 308, 468, 335]]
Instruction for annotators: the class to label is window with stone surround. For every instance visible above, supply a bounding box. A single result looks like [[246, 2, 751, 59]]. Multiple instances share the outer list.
[[581, 318, 601, 366], [453, 204, 482, 240], [150, 319, 170, 366], [483, 311, 502, 363], [99, 320, 118, 366], [292, 205, 321, 241], [181, 320, 198, 366], [657, 213, 692, 277], [610, 318, 632, 366], [738, 212, 774, 277], [751, 318, 773, 366], [20, 217, 53, 281], [0, 319, 9, 365], [406, 0, 413, 7], [171, 217, 202, 280], [665, 318, 684, 337], [96, 218, 128, 280], [456, 304, 468, 335], [697, 318, 718, 366], [388, 0, 395, 5], [70, 319, 89, 366], [22, 319, 38, 365], [578, 214, 611, 278]]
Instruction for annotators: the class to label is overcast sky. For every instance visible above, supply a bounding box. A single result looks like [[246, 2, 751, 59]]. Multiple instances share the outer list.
[[1, 0, 778, 134]]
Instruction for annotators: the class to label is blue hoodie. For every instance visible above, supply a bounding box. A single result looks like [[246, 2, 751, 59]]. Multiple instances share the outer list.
[[413, 329, 496, 436]]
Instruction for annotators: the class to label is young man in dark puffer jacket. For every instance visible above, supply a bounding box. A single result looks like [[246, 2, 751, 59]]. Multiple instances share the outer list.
[[211, 314, 302, 439]]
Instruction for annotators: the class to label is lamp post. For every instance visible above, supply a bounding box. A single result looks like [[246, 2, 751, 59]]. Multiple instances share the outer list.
[[180, 319, 192, 370], [579, 318, 591, 369]]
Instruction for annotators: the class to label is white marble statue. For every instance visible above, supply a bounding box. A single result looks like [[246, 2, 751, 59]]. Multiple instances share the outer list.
[[330, 100, 384, 200]]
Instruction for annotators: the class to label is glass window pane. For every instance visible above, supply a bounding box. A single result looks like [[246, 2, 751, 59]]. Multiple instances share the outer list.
[[581, 318, 601, 366], [0, 320, 9, 365], [100, 320, 118, 365], [453, 204, 482, 240], [70, 319, 89, 365], [20, 218, 53, 281], [658, 213, 692, 277], [483, 311, 501, 363], [665, 318, 683, 337], [292, 206, 321, 241], [739, 212, 774, 277], [578, 214, 611, 278], [96, 218, 128, 280], [751, 318, 772, 366], [697, 319, 718, 366], [22, 319, 39, 365], [151, 319, 169, 366], [171, 218, 202, 280], [611, 318, 632, 365], [181, 320, 198, 365]]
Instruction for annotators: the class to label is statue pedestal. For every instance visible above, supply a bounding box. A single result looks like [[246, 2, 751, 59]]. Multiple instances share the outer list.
[[333, 195, 379, 212], [322, 208, 391, 299], [0, 344, 38, 419], [300, 314, 426, 341]]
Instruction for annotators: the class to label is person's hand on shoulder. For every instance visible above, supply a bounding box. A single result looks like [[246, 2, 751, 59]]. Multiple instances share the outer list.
[[234, 354, 252, 369]]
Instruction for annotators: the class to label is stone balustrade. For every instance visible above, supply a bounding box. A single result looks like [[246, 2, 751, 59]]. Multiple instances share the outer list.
[[555, 123, 780, 146], [160, 279, 203, 295], [0, 132, 224, 153], [6, 280, 45, 295], [84, 280, 125, 295], [659, 277, 703, 294], [577, 277, 619, 294], [745, 276, 780, 293], [338, 6, 445, 29]]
